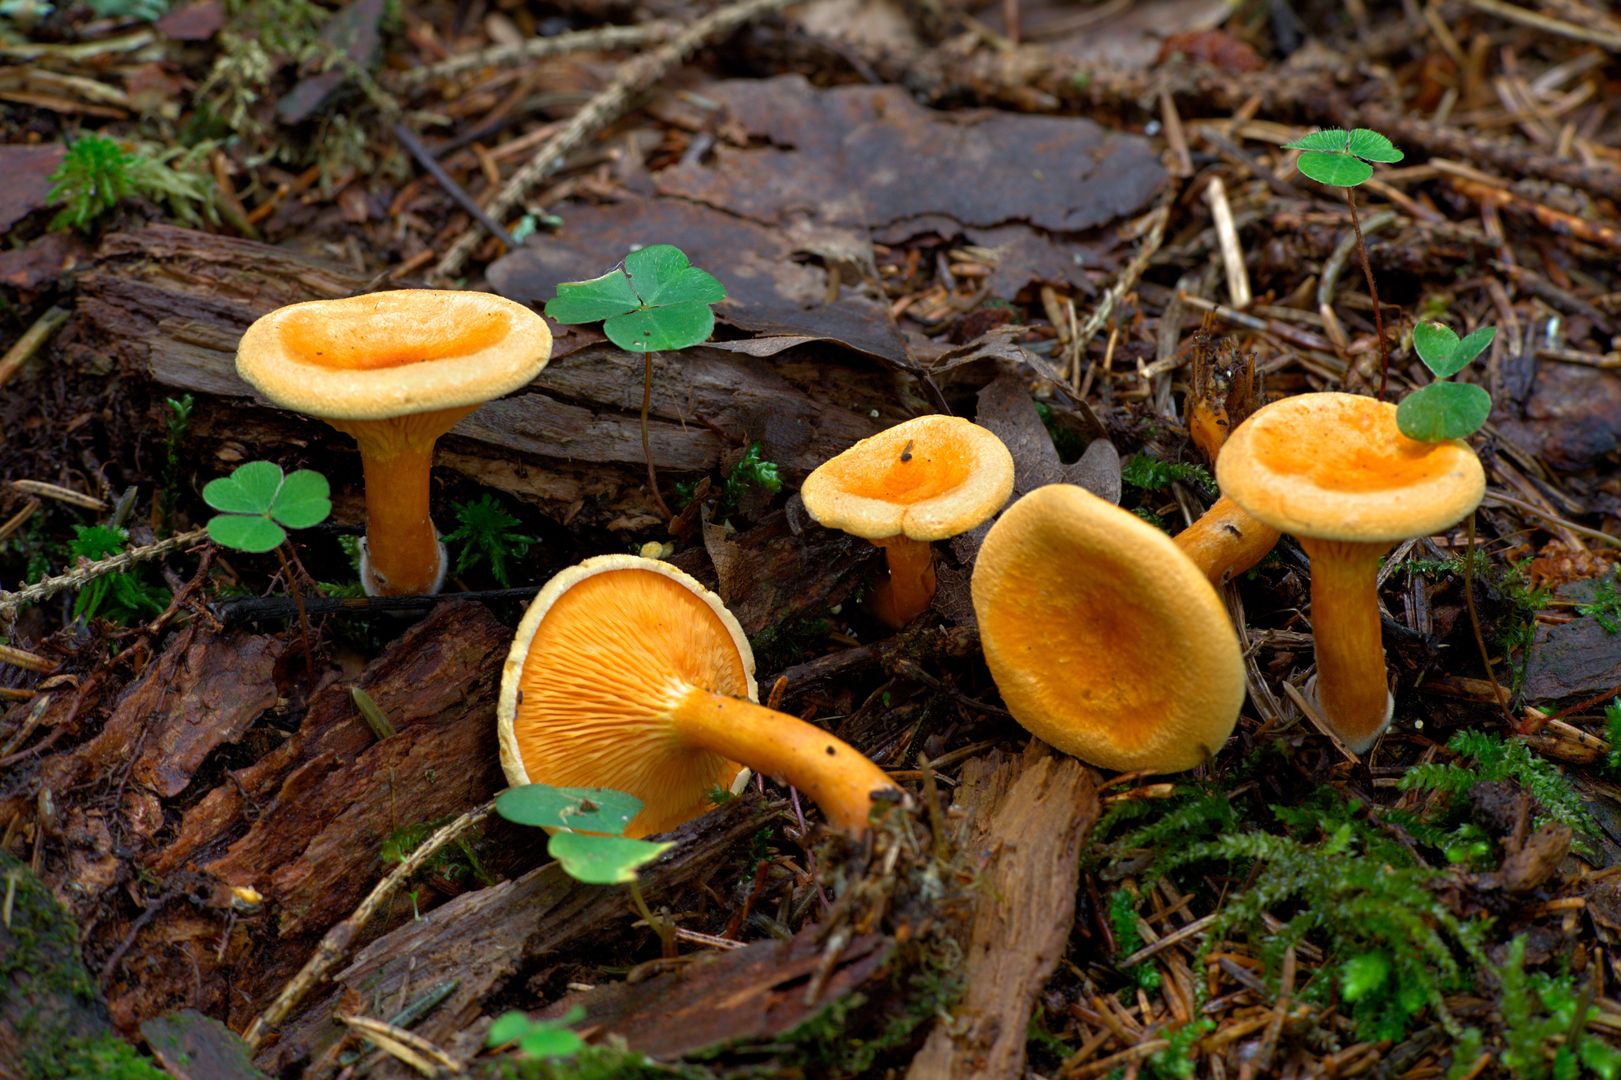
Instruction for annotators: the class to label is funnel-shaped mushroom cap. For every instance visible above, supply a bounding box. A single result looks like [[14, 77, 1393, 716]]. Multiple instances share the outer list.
[[498, 555, 753, 837], [972, 484, 1246, 773], [1217, 392, 1485, 543], [801, 415, 1015, 541], [237, 290, 552, 421]]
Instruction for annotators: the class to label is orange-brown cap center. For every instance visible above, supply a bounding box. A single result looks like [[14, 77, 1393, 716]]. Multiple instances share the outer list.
[[274, 303, 515, 372]]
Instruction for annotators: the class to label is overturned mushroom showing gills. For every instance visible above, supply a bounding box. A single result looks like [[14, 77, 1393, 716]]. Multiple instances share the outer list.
[[236, 290, 552, 596], [972, 484, 1247, 773], [497, 554, 901, 838], [1217, 392, 1485, 752], [800, 415, 1014, 628]]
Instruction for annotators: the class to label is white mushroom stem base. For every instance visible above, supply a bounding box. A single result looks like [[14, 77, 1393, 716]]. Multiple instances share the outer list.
[[669, 686, 900, 836], [359, 536, 448, 598], [1299, 536, 1395, 753], [870, 535, 936, 629]]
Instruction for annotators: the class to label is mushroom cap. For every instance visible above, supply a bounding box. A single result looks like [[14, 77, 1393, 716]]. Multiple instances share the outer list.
[[1217, 392, 1485, 544], [972, 484, 1246, 773], [497, 554, 754, 837], [800, 415, 1015, 541], [237, 290, 552, 421]]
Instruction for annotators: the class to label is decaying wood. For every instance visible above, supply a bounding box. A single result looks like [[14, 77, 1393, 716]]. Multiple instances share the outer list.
[[907, 741, 1098, 1080], [70, 225, 886, 529], [140, 1010, 265, 1080], [538, 928, 891, 1059], [261, 800, 784, 1075]]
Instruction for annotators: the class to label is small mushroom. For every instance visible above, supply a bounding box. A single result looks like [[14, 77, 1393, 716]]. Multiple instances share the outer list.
[[497, 554, 902, 838], [801, 415, 1014, 628], [236, 290, 552, 596], [1217, 391, 1485, 751], [971, 484, 1247, 773]]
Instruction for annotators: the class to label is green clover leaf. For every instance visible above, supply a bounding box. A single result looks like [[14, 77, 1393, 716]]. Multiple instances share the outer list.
[[203, 461, 332, 553], [486, 1006, 587, 1059], [547, 831, 673, 885], [1283, 128, 1404, 188], [544, 244, 725, 353], [1413, 322, 1495, 379], [1396, 381, 1491, 442], [495, 785, 643, 835]]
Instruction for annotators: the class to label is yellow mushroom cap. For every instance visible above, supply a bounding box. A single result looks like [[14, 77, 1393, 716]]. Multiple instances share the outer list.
[[497, 555, 753, 838], [1216, 392, 1485, 543], [800, 415, 1015, 541], [972, 484, 1246, 773], [236, 290, 552, 421]]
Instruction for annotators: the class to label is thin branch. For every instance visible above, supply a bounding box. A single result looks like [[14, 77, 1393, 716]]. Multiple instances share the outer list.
[[243, 800, 496, 1049], [394, 22, 678, 88], [433, 0, 797, 279], [0, 529, 208, 621]]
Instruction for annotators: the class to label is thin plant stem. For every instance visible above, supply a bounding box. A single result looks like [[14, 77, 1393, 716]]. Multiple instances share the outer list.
[[628, 878, 675, 958], [276, 542, 315, 683], [641, 352, 674, 524], [1344, 185, 1390, 399], [1462, 513, 1511, 722]]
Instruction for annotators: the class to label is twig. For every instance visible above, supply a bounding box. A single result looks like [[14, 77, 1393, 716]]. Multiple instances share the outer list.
[[395, 22, 678, 87], [0, 305, 69, 391], [0, 529, 208, 621], [1069, 190, 1174, 385], [1462, 0, 1621, 51], [1482, 491, 1621, 550], [214, 585, 540, 624], [275, 542, 316, 683], [243, 800, 496, 1049], [433, 0, 797, 279], [392, 121, 517, 251]]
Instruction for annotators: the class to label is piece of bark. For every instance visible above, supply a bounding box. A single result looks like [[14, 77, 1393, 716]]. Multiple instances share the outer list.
[[906, 741, 1098, 1080], [69, 225, 888, 527], [200, 602, 508, 939], [537, 928, 891, 1059], [35, 625, 285, 801], [151, 601, 502, 876], [1524, 581, 1621, 702], [261, 800, 782, 1076]]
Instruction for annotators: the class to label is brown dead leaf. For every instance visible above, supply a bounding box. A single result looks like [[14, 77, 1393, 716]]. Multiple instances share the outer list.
[[0, 144, 65, 233]]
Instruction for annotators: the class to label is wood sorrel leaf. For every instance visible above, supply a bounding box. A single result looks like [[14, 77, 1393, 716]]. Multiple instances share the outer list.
[[206, 514, 286, 553], [495, 784, 643, 835], [271, 470, 332, 529], [544, 244, 726, 352], [547, 831, 673, 885], [203, 460, 284, 514], [1397, 381, 1491, 442]]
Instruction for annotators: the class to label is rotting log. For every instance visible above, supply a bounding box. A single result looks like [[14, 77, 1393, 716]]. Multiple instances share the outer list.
[[259, 799, 784, 1076], [906, 741, 1099, 1080], [68, 224, 886, 530]]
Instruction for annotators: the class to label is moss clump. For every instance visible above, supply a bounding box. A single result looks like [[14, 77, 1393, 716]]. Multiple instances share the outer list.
[[1, 854, 165, 1079]]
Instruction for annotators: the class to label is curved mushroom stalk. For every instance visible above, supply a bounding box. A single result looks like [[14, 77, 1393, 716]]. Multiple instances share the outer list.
[[499, 555, 903, 839], [1173, 495, 1282, 586], [870, 535, 938, 629], [670, 689, 900, 836]]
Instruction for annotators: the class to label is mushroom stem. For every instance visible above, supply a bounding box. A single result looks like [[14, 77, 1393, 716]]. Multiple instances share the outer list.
[[1297, 536, 1394, 752], [670, 688, 899, 835], [1174, 495, 1282, 586], [356, 444, 445, 595], [870, 535, 936, 629]]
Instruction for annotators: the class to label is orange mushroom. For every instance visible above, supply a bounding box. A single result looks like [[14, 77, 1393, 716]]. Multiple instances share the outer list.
[[497, 554, 902, 838], [236, 290, 552, 596], [800, 415, 1014, 628], [972, 484, 1246, 773], [1217, 392, 1485, 751]]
